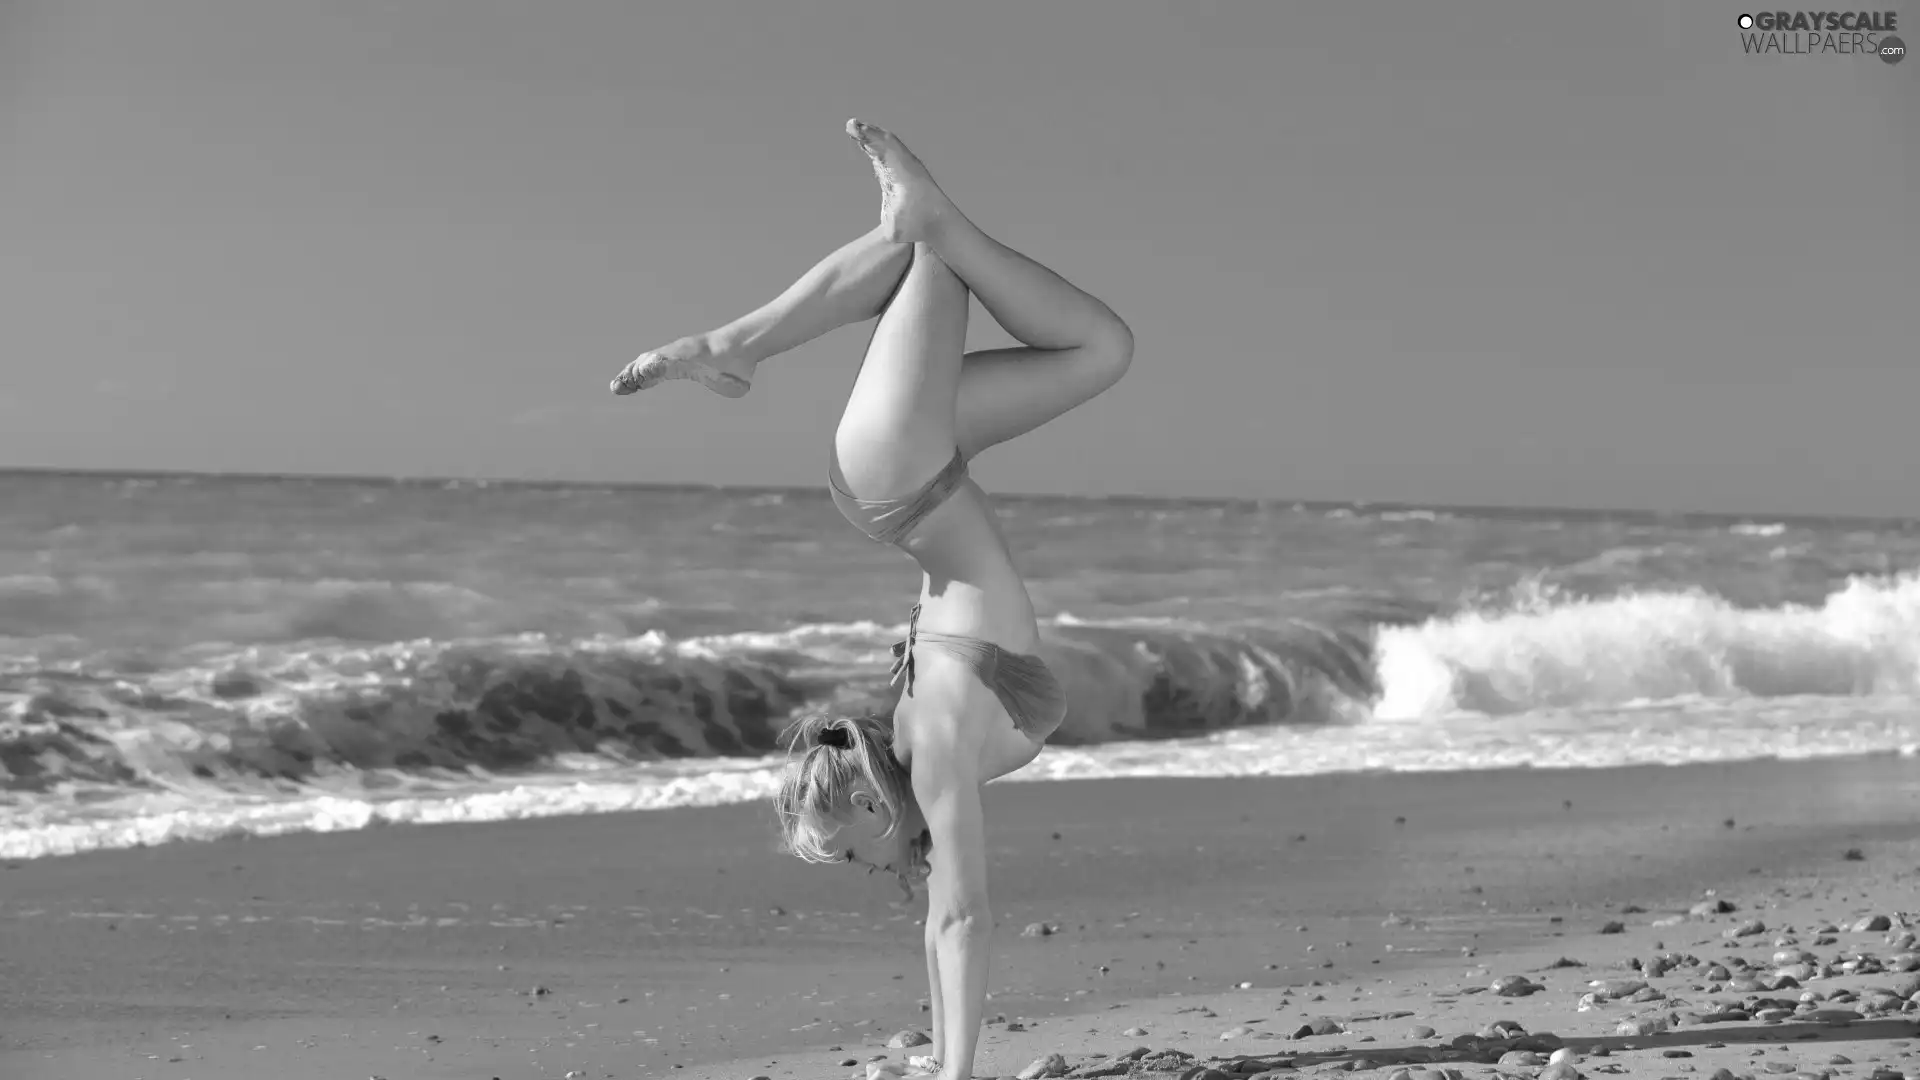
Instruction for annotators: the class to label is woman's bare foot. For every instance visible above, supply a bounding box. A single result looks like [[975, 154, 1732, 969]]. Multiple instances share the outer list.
[[846, 119, 959, 244], [609, 337, 753, 398]]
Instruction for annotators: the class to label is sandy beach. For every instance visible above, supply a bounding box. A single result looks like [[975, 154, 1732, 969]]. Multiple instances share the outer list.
[[3, 755, 1917, 1080]]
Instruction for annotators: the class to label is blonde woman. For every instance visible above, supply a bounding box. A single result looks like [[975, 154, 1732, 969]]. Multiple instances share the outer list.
[[612, 120, 1132, 1080]]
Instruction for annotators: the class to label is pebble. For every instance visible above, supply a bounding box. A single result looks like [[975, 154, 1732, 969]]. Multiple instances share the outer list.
[[1549, 1048, 1578, 1065], [1538, 1063, 1582, 1080], [1856, 914, 1894, 932], [1122, 1027, 1148, 1037], [1491, 975, 1543, 997], [1220, 1026, 1256, 1040], [1616, 1017, 1668, 1037], [887, 1029, 932, 1049], [1727, 919, 1768, 938], [1479, 1020, 1527, 1040], [1291, 1019, 1343, 1037], [1021, 922, 1060, 938], [1407, 1026, 1436, 1039], [1598, 921, 1626, 934], [1016, 1053, 1067, 1079], [1498, 1051, 1544, 1066]]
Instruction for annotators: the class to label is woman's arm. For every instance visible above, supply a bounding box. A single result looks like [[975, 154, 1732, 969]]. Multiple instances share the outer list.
[[913, 762, 992, 1080]]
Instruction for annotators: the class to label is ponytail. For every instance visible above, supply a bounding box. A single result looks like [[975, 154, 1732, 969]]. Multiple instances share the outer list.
[[772, 712, 914, 864]]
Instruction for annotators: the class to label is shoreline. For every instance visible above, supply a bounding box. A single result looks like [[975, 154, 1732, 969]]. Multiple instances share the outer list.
[[3, 755, 1917, 1079]]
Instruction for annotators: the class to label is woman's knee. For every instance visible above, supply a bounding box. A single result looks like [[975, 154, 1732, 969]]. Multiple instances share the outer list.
[[1087, 314, 1134, 389]]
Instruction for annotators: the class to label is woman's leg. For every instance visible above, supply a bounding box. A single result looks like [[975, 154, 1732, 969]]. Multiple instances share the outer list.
[[610, 226, 913, 397], [848, 120, 1134, 457], [618, 121, 1132, 459], [831, 243, 971, 497]]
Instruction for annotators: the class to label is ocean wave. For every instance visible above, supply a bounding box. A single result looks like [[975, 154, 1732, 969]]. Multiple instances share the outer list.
[[5, 572, 1920, 849], [0, 605, 1388, 799], [1376, 571, 1920, 717]]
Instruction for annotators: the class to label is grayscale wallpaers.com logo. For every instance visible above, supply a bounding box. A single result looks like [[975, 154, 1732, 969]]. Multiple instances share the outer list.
[[1737, 11, 1904, 62]]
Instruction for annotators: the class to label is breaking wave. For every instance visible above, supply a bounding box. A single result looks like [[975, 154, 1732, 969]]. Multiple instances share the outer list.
[[5, 572, 1919, 859]]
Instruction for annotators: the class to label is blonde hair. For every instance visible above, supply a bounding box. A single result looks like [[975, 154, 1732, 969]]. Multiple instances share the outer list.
[[772, 712, 915, 865]]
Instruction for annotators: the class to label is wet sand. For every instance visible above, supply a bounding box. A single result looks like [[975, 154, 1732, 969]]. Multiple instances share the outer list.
[[1, 755, 1916, 1080]]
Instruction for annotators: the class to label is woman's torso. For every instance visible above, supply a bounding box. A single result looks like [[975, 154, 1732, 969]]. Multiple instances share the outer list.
[[894, 656, 1047, 782], [891, 480, 1048, 781], [897, 479, 1041, 651]]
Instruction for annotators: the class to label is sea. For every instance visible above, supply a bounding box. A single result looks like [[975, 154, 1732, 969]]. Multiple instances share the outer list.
[[3, 470, 1917, 861]]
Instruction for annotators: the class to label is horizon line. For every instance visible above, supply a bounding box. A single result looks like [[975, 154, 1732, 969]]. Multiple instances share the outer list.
[[2, 464, 1913, 528]]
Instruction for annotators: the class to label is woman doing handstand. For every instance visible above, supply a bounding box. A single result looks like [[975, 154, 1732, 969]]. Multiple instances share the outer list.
[[611, 120, 1133, 1080]]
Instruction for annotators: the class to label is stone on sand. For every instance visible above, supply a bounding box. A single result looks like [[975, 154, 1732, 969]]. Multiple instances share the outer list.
[[887, 1029, 932, 1048], [1615, 1016, 1670, 1036], [1017, 1052, 1068, 1079], [1491, 974, 1543, 997], [1589, 978, 1646, 999], [1288, 1019, 1342, 1038]]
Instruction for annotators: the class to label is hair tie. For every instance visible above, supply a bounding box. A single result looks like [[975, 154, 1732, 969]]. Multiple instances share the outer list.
[[816, 725, 851, 749]]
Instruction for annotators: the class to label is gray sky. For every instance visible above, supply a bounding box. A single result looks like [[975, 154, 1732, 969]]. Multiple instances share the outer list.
[[2, 0, 1913, 515]]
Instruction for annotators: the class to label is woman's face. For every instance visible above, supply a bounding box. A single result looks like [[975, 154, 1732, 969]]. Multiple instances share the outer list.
[[831, 789, 929, 894]]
